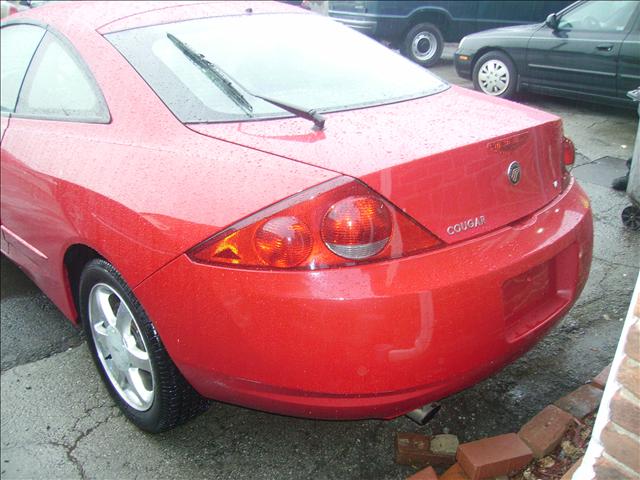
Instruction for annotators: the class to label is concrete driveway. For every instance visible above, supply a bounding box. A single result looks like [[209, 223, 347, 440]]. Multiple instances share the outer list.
[[1, 54, 639, 480]]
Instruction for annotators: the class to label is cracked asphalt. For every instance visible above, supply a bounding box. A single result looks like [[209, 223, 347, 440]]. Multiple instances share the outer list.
[[1, 56, 639, 480]]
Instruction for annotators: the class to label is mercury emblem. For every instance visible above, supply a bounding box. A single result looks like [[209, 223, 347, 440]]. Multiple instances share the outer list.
[[507, 161, 521, 185]]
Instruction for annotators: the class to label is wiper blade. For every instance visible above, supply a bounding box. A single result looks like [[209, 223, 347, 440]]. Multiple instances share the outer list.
[[166, 33, 253, 116], [166, 33, 325, 131], [253, 94, 325, 131]]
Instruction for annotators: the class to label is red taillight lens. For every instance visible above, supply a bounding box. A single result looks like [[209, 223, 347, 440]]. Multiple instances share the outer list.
[[188, 177, 443, 270], [560, 136, 575, 191], [255, 216, 312, 267], [321, 196, 391, 259], [562, 137, 575, 166]]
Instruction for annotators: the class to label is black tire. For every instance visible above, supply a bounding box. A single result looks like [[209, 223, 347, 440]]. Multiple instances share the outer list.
[[472, 50, 517, 99], [402, 22, 444, 67], [79, 258, 209, 432]]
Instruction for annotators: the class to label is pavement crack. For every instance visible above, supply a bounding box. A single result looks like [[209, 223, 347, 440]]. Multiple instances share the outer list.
[[570, 158, 597, 170], [48, 439, 87, 480], [51, 405, 119, 480], [567, 294, 607, 314], [592, 255, 639, 269], [586, 119, 608, 129]]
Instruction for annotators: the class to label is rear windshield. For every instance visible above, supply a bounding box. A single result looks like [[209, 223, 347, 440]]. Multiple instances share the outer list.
[[106, 13, 447, 123]]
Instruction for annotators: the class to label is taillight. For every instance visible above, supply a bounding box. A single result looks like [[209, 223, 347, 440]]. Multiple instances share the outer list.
[[254, 216, 313, 268], [188, 176, 442, 270], [562, 137, 575, 166], [561, 136, 575, 190], [321, 196, 391, 259]]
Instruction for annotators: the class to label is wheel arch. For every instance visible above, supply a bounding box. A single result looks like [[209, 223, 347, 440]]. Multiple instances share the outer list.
[[63, 243, 103, 323], [472, 47, 518, 74], [403, 8, 452, 39]]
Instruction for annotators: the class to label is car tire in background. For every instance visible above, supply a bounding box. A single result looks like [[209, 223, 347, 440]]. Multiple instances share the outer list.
[[402, 22, 444, 68], [472, 50, 517, 99], [79, 258, 209, 432]]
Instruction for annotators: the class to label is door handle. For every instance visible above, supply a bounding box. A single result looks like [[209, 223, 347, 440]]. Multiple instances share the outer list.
[[596, 44, 614, 51]]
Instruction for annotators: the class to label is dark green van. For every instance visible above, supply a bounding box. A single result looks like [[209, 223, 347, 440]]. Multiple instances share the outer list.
[[328, 1, 573, 66]]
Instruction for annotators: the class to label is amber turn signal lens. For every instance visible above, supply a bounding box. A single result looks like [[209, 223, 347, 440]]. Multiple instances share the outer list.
[[254, 216, 313, 268], [321, 196, 392, 260]]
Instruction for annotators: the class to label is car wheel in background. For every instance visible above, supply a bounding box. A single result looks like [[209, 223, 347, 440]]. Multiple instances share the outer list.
[[621, 205, 640, 230], [79, 258, 209, 432], [472, 51, 517, 99], [402, 23, 444, 67]]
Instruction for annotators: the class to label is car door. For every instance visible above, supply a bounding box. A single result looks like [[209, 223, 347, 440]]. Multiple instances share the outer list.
[[0, 25, 110, 273], [525, 0, 639, 99], [618, 12, 640, 100], [0, 23, 46, 260]]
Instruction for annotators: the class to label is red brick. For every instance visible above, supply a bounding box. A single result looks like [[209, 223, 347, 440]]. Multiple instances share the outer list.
[[407, 466, 438, 480], [618, 356, 640, 398], [440, 463, 469, 480], [611, 389, 640, 436], [560, 457, 582, 480], [594, 454, 637, 480], [591, 363, 612, 389], [554, 385, 603, 419], [626, 321, 640, 362], [456, 433, 533, 480], [422, 451, 457, 468], [518, 405, 575, 458], [395, 433, 431, 466], [601, 422, 640, 472]]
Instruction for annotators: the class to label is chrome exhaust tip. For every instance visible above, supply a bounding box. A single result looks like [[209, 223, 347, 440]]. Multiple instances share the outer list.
[[405, 403, 441, 426]]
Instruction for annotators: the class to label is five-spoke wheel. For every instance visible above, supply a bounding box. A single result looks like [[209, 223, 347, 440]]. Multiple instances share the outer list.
[[80, 258, 209, 432], [89, 283, 154, 411]]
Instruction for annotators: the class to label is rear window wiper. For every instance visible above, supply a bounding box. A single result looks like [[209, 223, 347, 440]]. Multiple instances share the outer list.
[[166, 33, 325, 130], [252, 94, 325, 131]]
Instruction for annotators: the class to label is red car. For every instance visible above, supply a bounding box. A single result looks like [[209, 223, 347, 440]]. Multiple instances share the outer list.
[[0, 1, 593, 432]]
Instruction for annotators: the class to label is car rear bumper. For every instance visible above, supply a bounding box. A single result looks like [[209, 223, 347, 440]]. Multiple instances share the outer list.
[[134, 179, 593, 419]]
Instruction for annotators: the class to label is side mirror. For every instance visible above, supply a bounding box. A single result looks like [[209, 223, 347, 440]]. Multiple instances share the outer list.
[[545, 13, 559, 30]]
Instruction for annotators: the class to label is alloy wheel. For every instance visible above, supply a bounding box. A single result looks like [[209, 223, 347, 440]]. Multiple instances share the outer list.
[[89, 283, 155, 411]]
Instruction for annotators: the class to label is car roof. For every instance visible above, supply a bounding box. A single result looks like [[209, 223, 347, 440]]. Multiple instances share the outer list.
[[5, 1, 302, 34]]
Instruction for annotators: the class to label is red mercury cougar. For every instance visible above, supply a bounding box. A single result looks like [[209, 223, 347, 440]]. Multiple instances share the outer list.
[[0, 1, 593, 432]]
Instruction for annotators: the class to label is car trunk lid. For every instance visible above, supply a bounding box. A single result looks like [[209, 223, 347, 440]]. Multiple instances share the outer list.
[[188, 86, 565, 243]]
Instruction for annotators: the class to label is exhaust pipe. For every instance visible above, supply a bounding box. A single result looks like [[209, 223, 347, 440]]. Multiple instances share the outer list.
[[405, 402, 441, 426]]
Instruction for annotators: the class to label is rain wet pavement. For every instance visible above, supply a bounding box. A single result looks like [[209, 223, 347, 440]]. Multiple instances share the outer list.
[[1, 54, 639, 480]]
